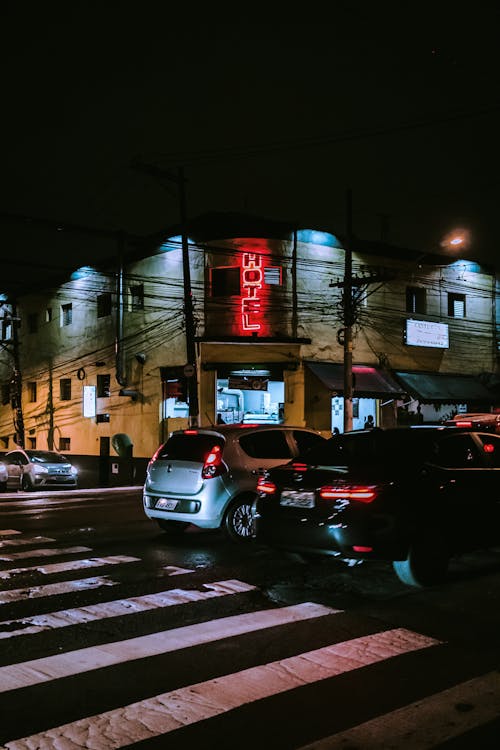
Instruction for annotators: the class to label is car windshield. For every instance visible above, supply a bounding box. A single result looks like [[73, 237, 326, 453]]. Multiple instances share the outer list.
[[298, 430, 436, 470], [156, 434, 225, 462], [26, 451, 70, 464]]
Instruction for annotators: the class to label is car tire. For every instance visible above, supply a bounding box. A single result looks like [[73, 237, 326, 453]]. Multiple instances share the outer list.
[[157, 520, 190, 534], [223, 496, 256, 542], [392, 529, 449, 588], [21, 475, 33, 492]]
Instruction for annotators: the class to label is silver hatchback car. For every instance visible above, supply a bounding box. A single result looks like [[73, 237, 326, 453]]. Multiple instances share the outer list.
[[143, 424, 327, 541]]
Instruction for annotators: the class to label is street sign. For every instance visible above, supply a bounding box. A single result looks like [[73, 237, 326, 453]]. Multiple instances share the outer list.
[[183, 364, 195, 378]]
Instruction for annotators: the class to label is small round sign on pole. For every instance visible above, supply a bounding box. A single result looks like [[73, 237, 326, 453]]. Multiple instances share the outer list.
[[183, 364, 195, 378]]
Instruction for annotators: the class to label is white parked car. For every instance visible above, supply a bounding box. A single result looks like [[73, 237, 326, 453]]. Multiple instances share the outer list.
[[3, 449, 78, 491]]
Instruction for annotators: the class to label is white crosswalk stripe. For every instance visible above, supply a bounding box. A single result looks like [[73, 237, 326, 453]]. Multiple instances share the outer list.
[[0, 545, 91, 561], [0, 536, 55, 548], [0, 579, 257, 639], [0, 575, 117, 603], [0, 529, 499, 749], [1, 629, 440, 749], [0, 554, 140, 579]]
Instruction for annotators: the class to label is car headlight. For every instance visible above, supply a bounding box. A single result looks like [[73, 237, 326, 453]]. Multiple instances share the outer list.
[[70, 466, 78, 476], [32, 465, 48, 475]]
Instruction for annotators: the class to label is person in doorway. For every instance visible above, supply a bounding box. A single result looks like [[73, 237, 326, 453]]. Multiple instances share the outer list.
[[364, 415, 375, 429]]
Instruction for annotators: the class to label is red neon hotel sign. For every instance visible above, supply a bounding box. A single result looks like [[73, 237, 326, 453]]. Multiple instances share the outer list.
[[241, 252, 262, 331]]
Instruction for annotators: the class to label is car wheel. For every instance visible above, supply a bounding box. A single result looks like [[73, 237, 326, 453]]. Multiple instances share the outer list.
[[157, 520, 190, 534], [21, 475, 33, 492], [224, 496, 255, 542], [392, 530, 449, 588]]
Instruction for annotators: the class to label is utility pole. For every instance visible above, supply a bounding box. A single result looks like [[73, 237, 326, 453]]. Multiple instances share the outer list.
[[130, 162, 200, 427], [10, 303, 25, 447], [330, 190, 395, 433], [343, 190, 354, 433]]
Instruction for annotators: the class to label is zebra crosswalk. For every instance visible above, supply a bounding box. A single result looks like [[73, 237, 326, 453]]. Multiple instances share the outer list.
[[0, 528, 499, 749]]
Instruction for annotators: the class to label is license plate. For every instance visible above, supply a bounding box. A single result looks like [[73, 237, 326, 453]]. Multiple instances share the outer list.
[[280, 490, 315, 508], [156, 498, 179, 510]]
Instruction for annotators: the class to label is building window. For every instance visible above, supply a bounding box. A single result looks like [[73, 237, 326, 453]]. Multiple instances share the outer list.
[[27, 382, 37, 402], [96, 413, 110, 423], [1, 436, 9, 449], [264, 267, 282, 285], [28, 313, 38, 334], [210, 267, 240, 297], [61, 303, 72, 326], [97, 293, 112, 318], [1, 319, 12, 341], [1, 383, 10, 405], [97, 374, 111, 398], [448, 293, 466, 318], [59, 437, 71, 451], [130, 284, 144, 311], [46, 307, 52, 322], [60, 378, 72, 401], [406, 286, 426, 314], [27, 437, 36, 449]]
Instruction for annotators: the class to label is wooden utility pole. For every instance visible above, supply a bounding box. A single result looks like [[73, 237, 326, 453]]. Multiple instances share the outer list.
[[130, 162, 200, 426], [343, 190, 354, 433]]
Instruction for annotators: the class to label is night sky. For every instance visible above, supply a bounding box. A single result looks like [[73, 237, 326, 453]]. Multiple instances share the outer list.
[[1, 6, 500, 295]]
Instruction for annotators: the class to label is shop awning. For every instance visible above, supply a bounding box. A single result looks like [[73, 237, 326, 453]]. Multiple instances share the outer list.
[[305, 362, 405, 398], [394, 371, 494, 404]]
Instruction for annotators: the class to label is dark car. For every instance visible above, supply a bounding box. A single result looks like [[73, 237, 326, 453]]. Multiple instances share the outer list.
[[443, 413, 500, 433], [143, 424, 327, 541], [253, 427, 500, 587]]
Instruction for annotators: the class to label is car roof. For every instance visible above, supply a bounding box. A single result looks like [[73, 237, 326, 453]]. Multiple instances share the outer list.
[[170, 424, 322, 438]]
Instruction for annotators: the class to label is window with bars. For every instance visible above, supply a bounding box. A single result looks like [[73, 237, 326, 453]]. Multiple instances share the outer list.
[[97, 374, 111, 398], [130, 284, 144, 311], [60, 378, 72, 401], [59, 437, 71, 451], [61, 303, 72, 326], [97, 293, 112, 318], [406, 286, 426, 314], [27, 382, 37, 402], [448, 293, 466, 318], [27, 437, 36, 449]]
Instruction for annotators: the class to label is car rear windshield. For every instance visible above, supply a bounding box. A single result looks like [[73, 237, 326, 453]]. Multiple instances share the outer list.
[[156, 434, 225, 462], [300, 430, 435, 469]]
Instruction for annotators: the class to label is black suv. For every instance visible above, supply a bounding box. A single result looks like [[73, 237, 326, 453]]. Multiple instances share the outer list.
[[254, 427, 500, 586]]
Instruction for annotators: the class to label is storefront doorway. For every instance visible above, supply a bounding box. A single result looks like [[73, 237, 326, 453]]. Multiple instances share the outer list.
[[216, 368, 284, 424]]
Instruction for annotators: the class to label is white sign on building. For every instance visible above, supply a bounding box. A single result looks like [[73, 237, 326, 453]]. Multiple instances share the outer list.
[[83, 385, 96, 417], [405, 319, 449, 349]]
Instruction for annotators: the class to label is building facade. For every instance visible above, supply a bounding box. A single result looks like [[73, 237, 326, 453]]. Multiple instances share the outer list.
[[0, 215, 498, 486]]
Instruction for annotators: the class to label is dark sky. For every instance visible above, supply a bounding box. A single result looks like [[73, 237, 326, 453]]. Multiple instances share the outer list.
[[1, 6, 500, 295]]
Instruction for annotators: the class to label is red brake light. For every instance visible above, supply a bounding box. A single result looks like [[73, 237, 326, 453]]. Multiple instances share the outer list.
[[184, 430, 198, 434], [319, 485, 378, 503], [455, 421, 472, 428], [149, 444, 164, 465], [257, 476, 277, 495], [483, 443, 495, 453], [291, 463, 308, 471], [202, 444, 226, 479]]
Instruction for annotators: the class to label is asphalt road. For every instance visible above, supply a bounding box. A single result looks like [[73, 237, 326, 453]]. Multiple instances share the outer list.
[[0, 487, 499, 748]]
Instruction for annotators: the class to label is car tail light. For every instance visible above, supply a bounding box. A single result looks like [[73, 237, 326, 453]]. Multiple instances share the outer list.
[[319, 485, 378, 503], [184, 429, 198, 435], [291, 463, 308, 471], [201, 444, 227, 479], [257, 476, 277, 495], [148, 444, 164, 467], [483, 443, 495, 453], [455, 420, 473, 428]]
